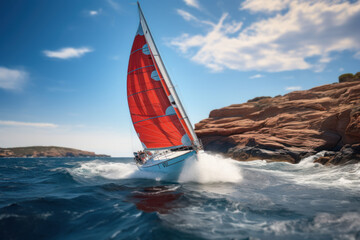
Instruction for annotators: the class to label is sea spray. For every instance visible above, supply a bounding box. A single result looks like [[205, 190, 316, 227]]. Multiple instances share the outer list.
[[1, 157, 360, 239], [68, 160, 138, 182], [70, 153, 242, 184], [237, 152, 360, 190], [297, 150, 327, 167], [69, 152, 359, 189], [70, 160, 138, 180], [70, 159, 171, 181], [178, 151, 242, 183]]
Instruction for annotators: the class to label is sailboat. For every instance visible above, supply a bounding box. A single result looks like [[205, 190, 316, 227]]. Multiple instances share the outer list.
[[127, 3, 202, 178]]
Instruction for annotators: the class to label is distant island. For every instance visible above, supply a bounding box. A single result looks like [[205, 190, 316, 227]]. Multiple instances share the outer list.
[[195, 72, 360, 165], [0, 146, 110, 158]]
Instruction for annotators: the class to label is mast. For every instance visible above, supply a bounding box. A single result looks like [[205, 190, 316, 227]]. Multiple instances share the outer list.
[[137, 2, 201, 149]]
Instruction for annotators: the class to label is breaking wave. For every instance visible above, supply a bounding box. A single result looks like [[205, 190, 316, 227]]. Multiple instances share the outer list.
[[69, 152, 243, 184], [178, 152, 242, 183]]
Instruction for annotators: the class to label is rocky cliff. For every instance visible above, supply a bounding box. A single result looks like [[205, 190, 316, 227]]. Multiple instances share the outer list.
[[0, 146, 110, 158], [195, 73, 360, 165]]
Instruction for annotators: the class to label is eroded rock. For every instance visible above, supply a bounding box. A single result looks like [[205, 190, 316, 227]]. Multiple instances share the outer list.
[[196, 75, 360, 165]]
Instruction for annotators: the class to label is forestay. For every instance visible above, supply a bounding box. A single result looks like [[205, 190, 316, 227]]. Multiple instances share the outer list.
[[127, 23, 192, 150]]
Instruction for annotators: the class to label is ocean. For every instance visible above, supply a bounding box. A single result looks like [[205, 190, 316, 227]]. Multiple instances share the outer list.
[[0, 152, 359, 240]]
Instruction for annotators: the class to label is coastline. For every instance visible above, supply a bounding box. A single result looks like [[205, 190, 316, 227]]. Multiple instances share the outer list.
[[196, 73, 360, 165], [0, 146, 110, 158]]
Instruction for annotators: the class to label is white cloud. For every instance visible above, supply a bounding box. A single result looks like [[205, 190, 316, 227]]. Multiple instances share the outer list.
[[107, 0, 120, 11], [184, 0, 200, 9], [88, 8, 102, 16], [170, 0, 360, 72], [250, 74, 264, 79], [0, 67, 28, 91], [176, 9, 214, 26], [0, 120, 58, 128], [89, 10, 98, 16], [339, 67, 344, 72], [177, 9, 198, 21], [241, 0, 291, 13], [285, 86, 302, 91], [43, 47, 93, 59]]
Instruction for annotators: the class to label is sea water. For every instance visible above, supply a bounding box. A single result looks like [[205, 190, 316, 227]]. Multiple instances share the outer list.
[[0, 152, 359, 239]]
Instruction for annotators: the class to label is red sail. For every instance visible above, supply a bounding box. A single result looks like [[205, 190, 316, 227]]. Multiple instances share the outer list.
[[127, 24, 191, 149]]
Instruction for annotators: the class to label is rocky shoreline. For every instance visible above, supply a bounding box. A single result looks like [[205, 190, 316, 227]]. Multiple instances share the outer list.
[[0, 146, 110, 158], [195, 72, 360, 165]]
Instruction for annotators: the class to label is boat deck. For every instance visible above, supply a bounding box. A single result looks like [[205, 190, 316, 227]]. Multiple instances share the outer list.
[[151, 150, 192, 162], [138, 150, 194, 169]]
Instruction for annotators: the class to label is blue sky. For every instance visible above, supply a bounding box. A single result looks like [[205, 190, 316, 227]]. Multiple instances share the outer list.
[[0, 0, 359, 156]]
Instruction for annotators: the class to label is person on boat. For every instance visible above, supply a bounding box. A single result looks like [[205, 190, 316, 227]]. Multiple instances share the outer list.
[[138, 150, 147, 164], [134, 152, 144, 165]]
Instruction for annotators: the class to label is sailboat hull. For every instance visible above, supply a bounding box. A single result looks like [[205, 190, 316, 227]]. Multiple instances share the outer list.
[[138, 150, 196, 179]]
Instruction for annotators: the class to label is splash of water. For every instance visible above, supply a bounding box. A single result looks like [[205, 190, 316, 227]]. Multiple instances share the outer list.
[[237, 152, 360, 190], [178, 152, 243, 184], [297, 150, 327, 167], [70, 152, 242, 184], [70, 160, 138, 179], [70, 159, 171, 182]]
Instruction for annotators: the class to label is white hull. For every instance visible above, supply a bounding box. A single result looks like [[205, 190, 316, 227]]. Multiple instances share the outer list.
[[137, 150, 197, 179]]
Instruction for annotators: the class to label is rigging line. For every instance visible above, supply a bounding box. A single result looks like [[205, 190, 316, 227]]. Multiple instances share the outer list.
[[130, 107, 186, 136], [128, 97, 171, 123], [136, 129, 181, 143], [129, 69, 175, 145], [134, 116, 191, 148], [127, 65, 154, 75], [127, 87, 163, 97], [130, 46, 146, 55], [144, 41, 191, 141], [128, 81, 173, 122], [134, 115, 182, 135], [133, 113, 177, 124], [134, 125, 182, 144], [129, 38, 188, 145], [142, 42, 189, 137], [136, 132, 183, 148], [133, 118, 185, 141], [137, 4, 198, 146]]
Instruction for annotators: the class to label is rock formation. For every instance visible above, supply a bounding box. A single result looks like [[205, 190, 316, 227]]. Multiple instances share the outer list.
[[0, 146, 110, 158], [195, 73, 360, 165]]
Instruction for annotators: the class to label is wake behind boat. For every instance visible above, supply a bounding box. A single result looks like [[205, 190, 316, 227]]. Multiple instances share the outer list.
[[127, 3, 202, 178]]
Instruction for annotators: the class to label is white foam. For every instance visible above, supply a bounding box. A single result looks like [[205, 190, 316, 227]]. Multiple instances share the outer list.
[[178, 152, 242, 184], [298, 151, 327, 167], [69, 153, 242, 184], [238, 152, 360, 190], [313, 212, 360, 232], [70, 159, 178, 181], [69, 152, 359, 189], [70, 160, 138, 180]]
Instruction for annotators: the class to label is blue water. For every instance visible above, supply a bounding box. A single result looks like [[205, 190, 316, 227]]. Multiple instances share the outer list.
[[1, 152, 360, 240]]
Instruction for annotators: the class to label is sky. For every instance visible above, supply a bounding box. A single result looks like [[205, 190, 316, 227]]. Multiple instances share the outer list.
[[0, 0, 359, 156]]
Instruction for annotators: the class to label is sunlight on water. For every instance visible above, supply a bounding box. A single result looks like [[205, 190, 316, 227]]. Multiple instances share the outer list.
[[178, 152, 243, 184]]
